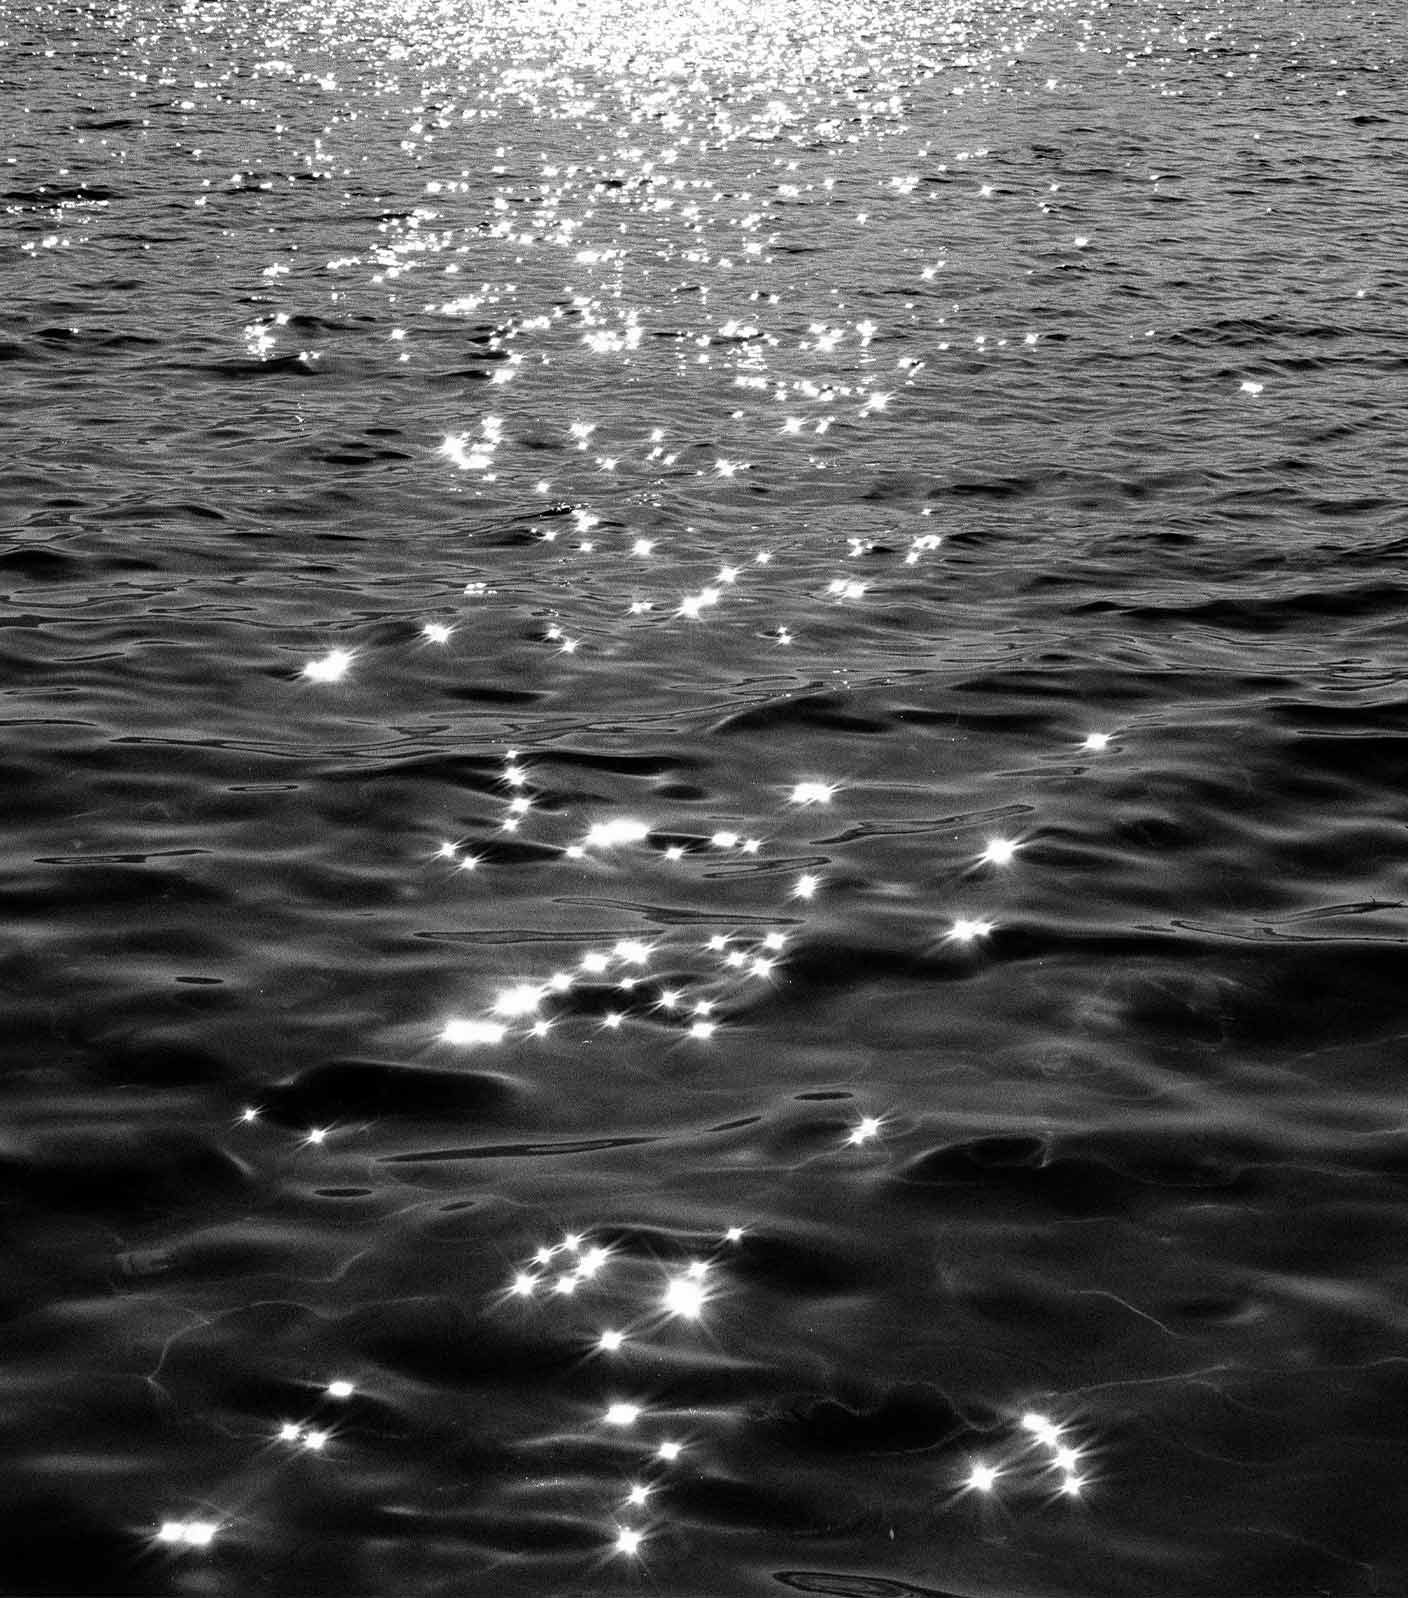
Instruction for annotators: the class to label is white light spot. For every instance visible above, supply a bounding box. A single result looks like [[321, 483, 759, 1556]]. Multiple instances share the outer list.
[[578, 1245, 610, 1278], [302, 648, 353, 683], [847, 1115, 883, 1146], [440, 1018, 508, 1046], [492, 983, 544, 1018], [789, 781, 837, 806], [613, 1526, 644, 1557], [604, 1401, 642, 1427], [947, 918, 994, 945], [978, 837, 1019, 867], [585, 817, 651, 848], [325, 1380, 354, 1400], [422, 622, 453, 645], [1021, 1411, 1062, 1445], [965, 1462, 1000, 1493], [597, 1329, 626, 1353], [661, 1274, 708, 1320], [1080, 731, 1112, 751], [656, 1439, 683, 1461]]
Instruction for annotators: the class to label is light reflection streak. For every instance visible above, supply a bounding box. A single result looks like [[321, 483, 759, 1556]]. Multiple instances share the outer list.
[[245, 0, 1114, 1574]]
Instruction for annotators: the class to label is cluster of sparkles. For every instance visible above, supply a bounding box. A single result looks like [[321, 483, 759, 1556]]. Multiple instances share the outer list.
[[234, 2, 1147, 1572], [960, 1410, 1093, 1503], [498, 1226, 750, 1556], [438, 919, 792, 1049]]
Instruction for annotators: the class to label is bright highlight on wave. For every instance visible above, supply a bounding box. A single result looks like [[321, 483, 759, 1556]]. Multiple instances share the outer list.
[[156, 1519, 220, 1549], [302, 648, 353, 683], [583, 817, 652, 847], [440, 1018, 508, 1045]]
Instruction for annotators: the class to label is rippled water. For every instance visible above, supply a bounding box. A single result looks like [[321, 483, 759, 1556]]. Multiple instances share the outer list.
[[5, 0, 1408, 1592]]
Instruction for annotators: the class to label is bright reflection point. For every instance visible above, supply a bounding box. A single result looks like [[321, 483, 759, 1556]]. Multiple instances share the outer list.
[[302, 648, 353, 684], [789, 781, 837, 806], [604, 1401, 641, 1427], [597, 1329, 626, 1353], [422, 622, 453, 645], [492, 983, 544, 1018], [847, 1115, 883, 1147], [578, 1245, 610, 1277], [325, 1380, 354, 1400], [585, 817, 651, 848], [657, 1439, 683, 1461], [1080, 731, 1112, 751], [440, 1018, 508, 1046], [1020, 1411, 1061, 1443], [948, 918, 994, 945], [979, 837, 1020, 867], [661, 1274, 708, 1320], [158, 1519, 220, 1548], [613, 1526, 644, 1558], [965, 1462, 1000, 1494]]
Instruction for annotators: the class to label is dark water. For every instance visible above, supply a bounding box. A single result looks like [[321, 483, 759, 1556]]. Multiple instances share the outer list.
[[5, 0, 1408, 1591]]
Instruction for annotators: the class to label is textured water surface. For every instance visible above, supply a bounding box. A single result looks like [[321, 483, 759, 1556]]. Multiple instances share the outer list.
[[4, 0, 1408, 1592]]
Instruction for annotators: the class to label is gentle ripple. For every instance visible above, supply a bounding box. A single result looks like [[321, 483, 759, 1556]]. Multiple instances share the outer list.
[[3, 0, 1408, 1592]]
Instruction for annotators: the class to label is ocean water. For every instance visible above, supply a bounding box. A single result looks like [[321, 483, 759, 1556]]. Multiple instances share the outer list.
[[4, 0, 1408, 1592]]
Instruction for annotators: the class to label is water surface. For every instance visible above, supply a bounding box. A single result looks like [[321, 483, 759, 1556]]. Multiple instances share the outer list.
[[4, 0, 1408, 1592]]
